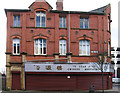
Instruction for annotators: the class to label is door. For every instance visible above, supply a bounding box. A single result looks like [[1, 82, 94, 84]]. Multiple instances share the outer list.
[[12, 73, 21, 90]]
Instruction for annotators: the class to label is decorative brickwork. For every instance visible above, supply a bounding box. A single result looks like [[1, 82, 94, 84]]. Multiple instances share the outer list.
[[5, 0, 111, 90]]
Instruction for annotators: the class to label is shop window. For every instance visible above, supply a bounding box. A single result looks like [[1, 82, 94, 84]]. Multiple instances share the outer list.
[[116, 47, 120, 51], [111, 47, 115, 51], [117, 54, 120, 58]]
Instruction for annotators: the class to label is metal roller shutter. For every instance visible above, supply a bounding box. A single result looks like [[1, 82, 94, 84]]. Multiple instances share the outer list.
[[25, 74, 76, 90]]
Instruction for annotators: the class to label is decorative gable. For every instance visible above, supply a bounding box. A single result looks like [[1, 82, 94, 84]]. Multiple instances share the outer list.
[[29, 0, 53, 11]]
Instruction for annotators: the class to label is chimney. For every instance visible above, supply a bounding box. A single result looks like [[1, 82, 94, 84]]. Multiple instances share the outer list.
[[56, 0, 63, 11], [35, 0, 45, 2]]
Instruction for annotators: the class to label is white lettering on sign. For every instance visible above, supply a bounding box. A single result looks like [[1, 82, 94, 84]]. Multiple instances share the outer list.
[[91, 51, 99, 53]]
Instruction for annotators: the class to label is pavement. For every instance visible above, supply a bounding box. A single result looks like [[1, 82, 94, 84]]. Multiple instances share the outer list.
[[1, 90, 120, 93], [1, 83, 120, 93]]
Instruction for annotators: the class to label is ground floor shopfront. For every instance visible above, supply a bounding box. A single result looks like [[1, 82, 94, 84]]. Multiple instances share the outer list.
[[25, 72, 112, 90], [9, 62, 113, 91]]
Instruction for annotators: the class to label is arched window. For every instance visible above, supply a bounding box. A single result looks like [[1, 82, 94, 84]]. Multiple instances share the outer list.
[[79, 40, 90, 55], [36, 11, 46, 27], [13, 38, 20, 55], [59, 39, 67, 55], [34, 39, 47, 55]]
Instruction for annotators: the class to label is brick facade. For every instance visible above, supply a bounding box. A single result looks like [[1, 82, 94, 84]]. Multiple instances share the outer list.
[[5, 0, 111, 90]]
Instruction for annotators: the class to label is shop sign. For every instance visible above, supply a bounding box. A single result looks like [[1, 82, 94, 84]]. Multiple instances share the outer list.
[[25, 62, 112, 72]]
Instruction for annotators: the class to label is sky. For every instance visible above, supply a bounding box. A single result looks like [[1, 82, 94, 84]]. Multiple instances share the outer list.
[[0, 0, 119, 73]]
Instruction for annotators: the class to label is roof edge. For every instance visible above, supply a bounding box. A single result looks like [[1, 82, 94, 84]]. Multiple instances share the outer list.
[[90, 4, 110, 13], [4, 9, 106, 16], [50, 10, 106, 15], [4, 9, 31, 15]]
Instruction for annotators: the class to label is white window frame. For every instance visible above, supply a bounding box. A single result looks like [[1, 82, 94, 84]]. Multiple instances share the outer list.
[[108, 42, 110, 56], [34, 39, 47, 55], [79, 40, 90, 56], [14, 15, 20, 27], [80, 18, 89, 28], [108, 16, 110, 31], [13, 38, 20, 55], [36, 11, 46, 27], [59, 40, 67, 55], [59, 17, 66, 28]]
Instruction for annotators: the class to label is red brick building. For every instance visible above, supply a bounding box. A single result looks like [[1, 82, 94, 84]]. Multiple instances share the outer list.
[[5, 0, 112, 91]]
